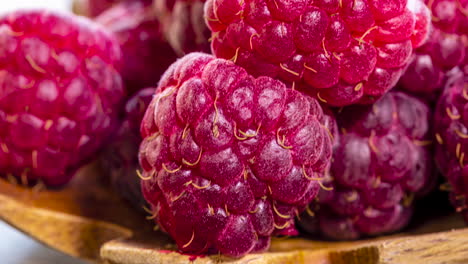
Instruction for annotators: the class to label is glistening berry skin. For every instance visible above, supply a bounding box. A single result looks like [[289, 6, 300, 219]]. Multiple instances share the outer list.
[[205, 0, 430, 107], [102, 88, 155, 209], [139, 53, 334, 257], [96, 1, 178, 94], [399, 0, 468, 97], [299, 91, 434, 240], [154, 0, 210, 55], [0, 10, 124, 186], [434, 69, 468, 223]]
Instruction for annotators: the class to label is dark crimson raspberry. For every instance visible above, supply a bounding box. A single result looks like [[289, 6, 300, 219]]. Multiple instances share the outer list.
[[102, 88, 155, 209], [139, 53, 334, 257], [299, 91, 434, 240], [434, 68, 468, 223], [154, 0, 210, 55], [399, 0, 468, 96], [0, 10, 124, 186], [96, 1, 178, 94], [205, 0, 431, 106]]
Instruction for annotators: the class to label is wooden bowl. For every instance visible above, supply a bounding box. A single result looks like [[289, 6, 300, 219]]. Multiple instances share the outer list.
[[1, 163, 468, 264]]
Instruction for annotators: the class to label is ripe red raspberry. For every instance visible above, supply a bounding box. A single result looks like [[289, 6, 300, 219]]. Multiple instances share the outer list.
[[139, 53, 334, 257], [0, 10, 124, 186], [154, 0, 210, 55], [205, 0, 431, 106], [102, 88, 155, 209], [399, 0, 468, 96], [299, 91, 434, 240], [434, 68, 468, 223], [96, 1, 178, 94]]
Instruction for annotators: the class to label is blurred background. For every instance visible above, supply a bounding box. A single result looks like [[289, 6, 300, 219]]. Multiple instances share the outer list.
[[0, 3, 83, 264], [0, 0, 72, 14], [0, 221, 84, 264]]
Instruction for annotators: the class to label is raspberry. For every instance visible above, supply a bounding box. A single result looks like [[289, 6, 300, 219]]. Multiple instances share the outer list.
[[73, 0, 152, 17], [299, 91, 434, 240], [399, 0, 468, 96], [154, 0, 210, 55], [139, 53, 334, 257], [102, 88, 155, 208], [205, 0, 431, 106], [73, 0, 122, 17], [0, 10, 124, 186], [96, 1, 178, 94], [434, 68, 468, 223]]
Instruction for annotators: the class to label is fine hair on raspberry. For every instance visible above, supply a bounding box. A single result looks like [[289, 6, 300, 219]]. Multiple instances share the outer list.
[[0, 10, 124, 186], [205, 0, 431, 106], [139, 53, 334, 257]]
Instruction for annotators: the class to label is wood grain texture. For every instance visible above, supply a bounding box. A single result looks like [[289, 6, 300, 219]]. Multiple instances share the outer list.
[[0, 163, 467, 264]]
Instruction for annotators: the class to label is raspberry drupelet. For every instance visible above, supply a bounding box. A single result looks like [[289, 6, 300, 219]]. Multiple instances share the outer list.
[[299, 91, 434, 239], [0, 10, 124, 186], [205, 0, 431, 106], [434, 68, 468, 224], [399, 0, 468, 97], [138, 53, 335, 257]]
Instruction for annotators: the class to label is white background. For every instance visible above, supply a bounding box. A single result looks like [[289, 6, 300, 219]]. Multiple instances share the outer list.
[[0, 0, 72, 14], [0, 221, 84, 264], [0, 1, 85, 263]]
